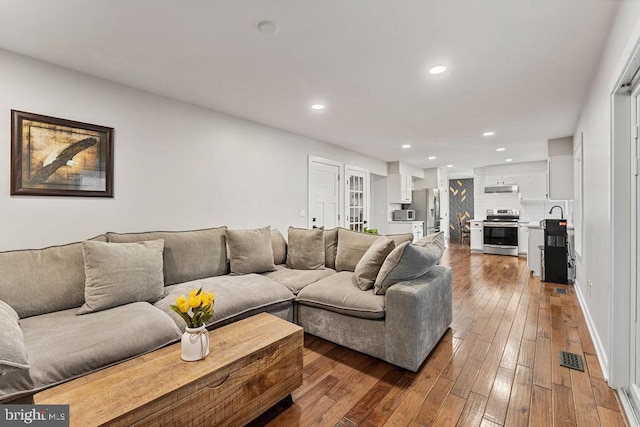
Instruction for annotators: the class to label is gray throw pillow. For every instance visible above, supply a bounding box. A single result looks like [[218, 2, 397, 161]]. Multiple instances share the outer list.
[[78, 240, 165, 315], [0, 300, 29, 374], [227, 226, 276, 274], [324, 228, 339, 269], [107, 227, 228, 285], [353, 237, 396, 290], [416, 231, 445, 248], [271, 229, 287, 265], [286, 227, 325, 270], [374, 232, 445, 295], [387, 233, 414, 246], [335, 228, 380, 272]]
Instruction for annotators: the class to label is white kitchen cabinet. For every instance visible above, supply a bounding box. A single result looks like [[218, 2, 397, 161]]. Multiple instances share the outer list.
[[386, 221, 413, 235], [517, 172, 547, 200], [486, 175, 517, 186], [527, 225, 544, 276], [470, 220, 483, 252], [518, 223, 529, 254], [412, 221, 424, 241], [549, 154, 573, 200], [388, 173, 412, 203]]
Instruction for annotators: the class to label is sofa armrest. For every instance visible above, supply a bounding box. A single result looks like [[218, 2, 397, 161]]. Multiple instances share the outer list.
[[384, 265, 452, 371]]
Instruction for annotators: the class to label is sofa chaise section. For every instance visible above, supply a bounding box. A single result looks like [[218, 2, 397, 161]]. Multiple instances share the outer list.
[[295, 230, 452, 372], [295, 266, 452, 371], [0, 302, 181, 402]]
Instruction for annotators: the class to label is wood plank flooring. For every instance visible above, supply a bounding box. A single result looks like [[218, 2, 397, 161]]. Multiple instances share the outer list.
[[251, 243, 627, 426]]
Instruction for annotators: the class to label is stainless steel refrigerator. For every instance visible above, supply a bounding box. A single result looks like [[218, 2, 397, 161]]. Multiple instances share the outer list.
[[410, 189, 441, 234]]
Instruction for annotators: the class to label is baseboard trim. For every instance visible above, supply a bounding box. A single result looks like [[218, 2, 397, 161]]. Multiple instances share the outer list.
[[574, 280, 609, 381]]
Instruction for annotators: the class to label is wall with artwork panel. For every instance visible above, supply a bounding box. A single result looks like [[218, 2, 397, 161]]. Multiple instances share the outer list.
[[448, 178, 474, 240]]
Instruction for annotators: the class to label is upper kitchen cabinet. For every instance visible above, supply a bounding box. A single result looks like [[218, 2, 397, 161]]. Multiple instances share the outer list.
[[548, 154, 573, 200], [485, 175, 517, 186], [388, 173, 413, 203], [388, 161, 418, 204], [547, 136, 574, 200], [517, 171, 547, 200]]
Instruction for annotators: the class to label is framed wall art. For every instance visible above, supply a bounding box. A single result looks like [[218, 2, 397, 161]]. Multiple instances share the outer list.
[[11, 110, 114, 197]]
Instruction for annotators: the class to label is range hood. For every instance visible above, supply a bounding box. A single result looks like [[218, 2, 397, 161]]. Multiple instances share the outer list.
[[484, 184, 519, 194]]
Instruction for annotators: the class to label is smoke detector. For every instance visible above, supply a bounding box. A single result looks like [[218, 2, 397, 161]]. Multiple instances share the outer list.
[[258, 21, 279, 35]]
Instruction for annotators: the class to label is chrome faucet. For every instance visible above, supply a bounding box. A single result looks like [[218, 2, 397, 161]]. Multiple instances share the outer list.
[[549, 205, 564, 219]]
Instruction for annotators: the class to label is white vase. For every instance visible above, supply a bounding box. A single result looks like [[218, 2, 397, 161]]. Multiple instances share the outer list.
[[181, 325, 210, 361]]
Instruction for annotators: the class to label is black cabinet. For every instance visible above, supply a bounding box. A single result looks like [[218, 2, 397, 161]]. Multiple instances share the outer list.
[[543, 219, 568, 284]]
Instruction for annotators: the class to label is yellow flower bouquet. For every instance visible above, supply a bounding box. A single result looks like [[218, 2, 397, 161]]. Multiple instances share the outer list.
[[170, 288, 215, 328]]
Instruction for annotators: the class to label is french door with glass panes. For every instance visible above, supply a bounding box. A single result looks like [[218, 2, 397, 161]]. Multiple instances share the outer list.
[[345, 167, 369, 232]]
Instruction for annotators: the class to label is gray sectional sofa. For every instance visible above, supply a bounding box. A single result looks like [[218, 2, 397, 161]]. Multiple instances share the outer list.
[[0, 226, 452, 403]]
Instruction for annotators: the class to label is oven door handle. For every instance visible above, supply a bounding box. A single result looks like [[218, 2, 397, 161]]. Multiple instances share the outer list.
[[484, 244, 519, 249], [483, 222, 518, 227]]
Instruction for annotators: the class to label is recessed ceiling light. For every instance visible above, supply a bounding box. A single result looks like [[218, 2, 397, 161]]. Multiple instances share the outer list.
[[446, 164, 453, 168], [401, 144, 411, 149], [505, 158, 513, 162], [429, 65, 447, 75], [483, 131, 495, 137], [428, 156, 436, 160], [311, 104, 325, 111], [258, 20, 279, 34], [496, 148, 506, 152]]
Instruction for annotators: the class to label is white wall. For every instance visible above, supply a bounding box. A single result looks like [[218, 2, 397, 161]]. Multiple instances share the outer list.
[[414, 167, 438, 190], [0, 49, 387, 251], [573, 0, 640, 381], [370, 174, 388, 234]]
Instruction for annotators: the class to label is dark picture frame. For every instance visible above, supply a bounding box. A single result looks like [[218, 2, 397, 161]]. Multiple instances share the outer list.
[[11, 110, 114, 197]]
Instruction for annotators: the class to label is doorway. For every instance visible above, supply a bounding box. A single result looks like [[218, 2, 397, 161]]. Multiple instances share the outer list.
[[308, 157, 342, 229], [345, 165, 370, 232]]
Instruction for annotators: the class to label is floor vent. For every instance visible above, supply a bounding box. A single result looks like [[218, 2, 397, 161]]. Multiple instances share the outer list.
[[559, 351, 584, 371], [555, 288, 568, 294]]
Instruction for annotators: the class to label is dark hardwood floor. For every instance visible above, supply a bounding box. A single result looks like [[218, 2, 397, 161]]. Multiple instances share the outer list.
[[253, 242, 628, 426]]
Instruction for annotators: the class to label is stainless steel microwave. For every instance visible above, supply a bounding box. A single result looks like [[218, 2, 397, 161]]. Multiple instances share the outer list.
[[393, 210, 415, 221]]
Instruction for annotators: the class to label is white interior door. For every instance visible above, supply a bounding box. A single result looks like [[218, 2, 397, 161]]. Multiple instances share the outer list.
[[309, 158, 341, 229], [345, 166, 369, 232]]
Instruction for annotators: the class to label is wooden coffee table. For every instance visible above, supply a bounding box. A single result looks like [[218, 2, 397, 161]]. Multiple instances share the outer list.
[[34, 313, 303, 427]]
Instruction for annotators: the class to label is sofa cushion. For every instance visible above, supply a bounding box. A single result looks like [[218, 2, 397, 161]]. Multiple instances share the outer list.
[[107, 227, 228, 285], [324, 228, 339, 269], [286, 227, 325, 270], [335, 228, 379, 272], [271, 229, 287, 265], [78, 240, 165, 315], [353, 237, 396, 291], [155, 274, 294, 329], [0, 302, 181, 402], [374, 232, 445, 295], [418, 231, 445, 247], [296, 272, 385, 319], [0, 234, 107, 319], [262, 265, 336, 294], [0, 300, 29, 375], [226, 226, 276, 275], [387, 233, 414, 246]]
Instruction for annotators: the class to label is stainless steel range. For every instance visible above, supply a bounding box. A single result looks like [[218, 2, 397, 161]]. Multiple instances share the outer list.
[[483, 209, 519, 256]]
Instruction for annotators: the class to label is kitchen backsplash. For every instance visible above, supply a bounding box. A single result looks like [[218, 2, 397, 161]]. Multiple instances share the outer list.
[[473, 167, 572, 222]]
